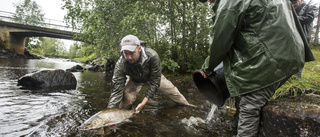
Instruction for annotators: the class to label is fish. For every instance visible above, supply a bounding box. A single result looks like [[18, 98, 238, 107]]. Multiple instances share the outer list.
[[79, 108, 135, 130]]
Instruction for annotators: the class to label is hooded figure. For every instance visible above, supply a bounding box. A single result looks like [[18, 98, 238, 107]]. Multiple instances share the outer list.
[[199, 0, 315, 136]]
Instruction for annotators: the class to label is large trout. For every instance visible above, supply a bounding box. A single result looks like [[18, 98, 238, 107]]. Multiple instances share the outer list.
[[79, 108, 135, 130]]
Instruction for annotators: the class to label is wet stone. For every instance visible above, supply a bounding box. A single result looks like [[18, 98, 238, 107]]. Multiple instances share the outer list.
[[66, 65, 84, 72], [260, 94, 320, 137], [17, 69, 77, 90]]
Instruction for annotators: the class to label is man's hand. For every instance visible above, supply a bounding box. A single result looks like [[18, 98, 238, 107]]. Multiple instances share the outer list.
[[135, 97, 149, 113], [200, 71, 208, 79]]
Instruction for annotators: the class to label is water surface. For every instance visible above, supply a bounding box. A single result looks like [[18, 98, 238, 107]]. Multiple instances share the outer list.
[[0, 58, 236, 137]]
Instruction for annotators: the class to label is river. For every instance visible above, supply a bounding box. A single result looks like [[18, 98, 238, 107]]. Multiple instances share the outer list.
[[0, 58, 236, 137]]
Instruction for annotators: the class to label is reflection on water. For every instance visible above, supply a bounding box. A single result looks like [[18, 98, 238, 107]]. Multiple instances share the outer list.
[[0, 58, 88, 136], [0, 58, 236, 137]]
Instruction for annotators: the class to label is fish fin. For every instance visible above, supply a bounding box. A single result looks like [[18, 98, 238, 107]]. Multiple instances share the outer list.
[[109, 123, 116, 126]]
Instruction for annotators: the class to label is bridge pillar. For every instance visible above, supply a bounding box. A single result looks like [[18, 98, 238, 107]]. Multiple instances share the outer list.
[[9, 33, 25, 55]]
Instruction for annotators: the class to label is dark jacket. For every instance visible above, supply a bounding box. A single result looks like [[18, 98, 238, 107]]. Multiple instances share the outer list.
[[201, 0, 315, 97], [107, 47, 161, 108], [295, 2, 317, 43]]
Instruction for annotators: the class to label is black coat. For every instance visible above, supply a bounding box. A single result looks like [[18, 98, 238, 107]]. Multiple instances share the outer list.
[[295, 2, 317, 43]]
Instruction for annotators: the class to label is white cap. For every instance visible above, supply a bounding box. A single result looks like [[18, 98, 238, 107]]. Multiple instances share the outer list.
[[120, 35, 140, 52]]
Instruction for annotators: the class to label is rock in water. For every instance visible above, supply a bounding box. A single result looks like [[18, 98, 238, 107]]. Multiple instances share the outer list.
[[17, 69, 77, 89], [79, 108, 135, 130], [66, 65, 84, 72]]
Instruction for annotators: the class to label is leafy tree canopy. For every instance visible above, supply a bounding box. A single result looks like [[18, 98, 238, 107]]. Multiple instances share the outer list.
[[13, 0, 45, 26], [62, 0, 214, 73]]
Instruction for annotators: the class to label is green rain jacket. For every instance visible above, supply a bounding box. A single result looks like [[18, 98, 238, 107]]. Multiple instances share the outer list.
[[201, 0, 315, 97], [107, 47, 161, 108]]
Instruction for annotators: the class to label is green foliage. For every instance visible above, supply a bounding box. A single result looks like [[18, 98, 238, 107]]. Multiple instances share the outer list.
[[68, 42, 83, 59], [62, 0, 213, 72], [27, 37, 67, 57], [162, 58, 180, 72], [0, 28, 10, 49], [42, 38, 66, 57], [161, 48, 180, 72], [13, 0, 45, 26], [79, 52, 97, 63], [26, 37, 42, 53], [13, 0, 45, 50]]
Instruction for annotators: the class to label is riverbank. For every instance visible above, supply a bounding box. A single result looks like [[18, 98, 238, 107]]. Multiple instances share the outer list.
[[0, 45, 43, 59], [2, 40, 319, 96]]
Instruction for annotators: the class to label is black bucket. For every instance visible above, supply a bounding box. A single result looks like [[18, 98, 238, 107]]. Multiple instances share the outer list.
[[193, 64, 229, 107]]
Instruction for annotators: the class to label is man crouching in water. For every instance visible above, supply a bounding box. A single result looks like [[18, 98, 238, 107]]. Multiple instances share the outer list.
[[107, 34, 196, 113]]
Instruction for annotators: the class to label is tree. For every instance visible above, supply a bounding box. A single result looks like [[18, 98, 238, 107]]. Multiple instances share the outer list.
[[13, 0, 46, 51], [62, 0, 213, 73], [68, 42, 83, 59], [13, 0, 45, 26], [40, 37, 66, 57]]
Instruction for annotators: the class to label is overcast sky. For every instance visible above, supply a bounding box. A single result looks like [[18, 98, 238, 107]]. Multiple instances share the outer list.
[[0, 0, 66, 21]]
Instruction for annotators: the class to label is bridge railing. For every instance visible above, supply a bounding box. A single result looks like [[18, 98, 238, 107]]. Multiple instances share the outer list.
[[0, 10, 73, 31]]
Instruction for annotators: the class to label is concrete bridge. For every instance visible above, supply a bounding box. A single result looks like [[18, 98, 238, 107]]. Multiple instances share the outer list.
[[0, 20, 77, 55]]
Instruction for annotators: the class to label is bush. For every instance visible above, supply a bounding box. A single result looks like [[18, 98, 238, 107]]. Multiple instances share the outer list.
[[0, 28, 10, 49]]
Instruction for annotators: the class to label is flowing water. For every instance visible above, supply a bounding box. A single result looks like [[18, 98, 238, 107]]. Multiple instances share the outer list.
[[206, 104, 217, 122], [0, 58, 236, 137]]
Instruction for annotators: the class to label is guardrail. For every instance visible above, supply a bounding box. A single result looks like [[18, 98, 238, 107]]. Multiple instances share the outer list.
[[0, 10, 72, 31]]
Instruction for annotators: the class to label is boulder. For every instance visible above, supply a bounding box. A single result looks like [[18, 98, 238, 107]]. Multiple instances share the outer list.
[[0, 46, 43, 59], [66, 65, 84, 72], [260, 94, 320, 137], [86, 64, 104, 72], [17, 69, 77, 90]]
